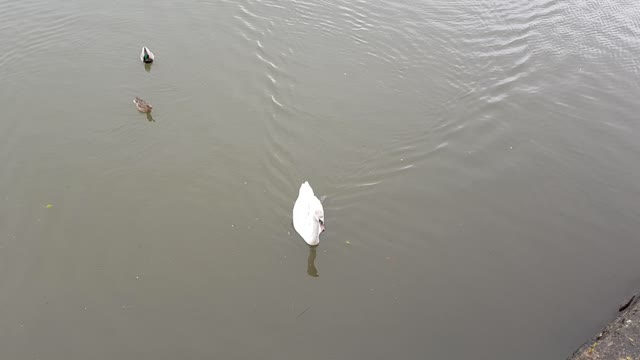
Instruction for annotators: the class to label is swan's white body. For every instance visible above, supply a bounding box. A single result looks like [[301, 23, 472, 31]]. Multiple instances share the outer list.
[[292, 181, 325, 246], [140, 46, 155, 63]]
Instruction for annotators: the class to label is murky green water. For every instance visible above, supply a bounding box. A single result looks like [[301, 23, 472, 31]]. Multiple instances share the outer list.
[[1, 0, 640, 358]]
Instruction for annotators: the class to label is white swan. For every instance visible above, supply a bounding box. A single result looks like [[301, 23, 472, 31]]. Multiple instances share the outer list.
[[140, 46, 155, 63], [293, 181, 325, 246]]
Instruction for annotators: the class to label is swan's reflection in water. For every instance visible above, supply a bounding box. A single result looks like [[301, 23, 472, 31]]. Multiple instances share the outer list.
[[307, 246, 319, 277]]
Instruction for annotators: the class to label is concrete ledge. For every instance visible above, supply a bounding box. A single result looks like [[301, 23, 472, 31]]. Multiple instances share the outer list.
[[568, 293, 640, 359]]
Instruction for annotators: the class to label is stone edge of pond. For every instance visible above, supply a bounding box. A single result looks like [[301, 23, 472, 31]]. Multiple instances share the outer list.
[[567, 292, 640, 360]]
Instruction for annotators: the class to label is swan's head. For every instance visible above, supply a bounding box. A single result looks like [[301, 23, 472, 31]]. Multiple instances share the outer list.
[[316, 211, 325, 233]]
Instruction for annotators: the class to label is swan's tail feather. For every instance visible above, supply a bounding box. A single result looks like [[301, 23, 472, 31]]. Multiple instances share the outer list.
[[299, 181, 314, 197]]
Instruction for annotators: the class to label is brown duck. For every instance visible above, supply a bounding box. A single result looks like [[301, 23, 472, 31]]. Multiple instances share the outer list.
[[133, 97, 152, 113]]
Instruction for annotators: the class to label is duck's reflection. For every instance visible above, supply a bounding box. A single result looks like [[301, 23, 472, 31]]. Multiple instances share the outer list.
[[144, 63, 152, 72], [146, 113, 155, 122], [307, 245, 319, 277]]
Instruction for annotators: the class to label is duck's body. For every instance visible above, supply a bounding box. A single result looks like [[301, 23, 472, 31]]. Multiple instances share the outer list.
[[133, 97, 152, 113], [292, 181, 325, 246], [140, 46, 154, 63]]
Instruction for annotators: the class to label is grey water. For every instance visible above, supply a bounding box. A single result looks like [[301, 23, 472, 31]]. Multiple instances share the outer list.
[[1, 0, 640, 358]]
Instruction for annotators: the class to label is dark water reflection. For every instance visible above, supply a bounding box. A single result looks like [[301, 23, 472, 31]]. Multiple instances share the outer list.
[[307, 246, 319, 277]]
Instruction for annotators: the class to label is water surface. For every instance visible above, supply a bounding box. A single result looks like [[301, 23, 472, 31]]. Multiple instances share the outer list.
[[1, 0, 640, 358]]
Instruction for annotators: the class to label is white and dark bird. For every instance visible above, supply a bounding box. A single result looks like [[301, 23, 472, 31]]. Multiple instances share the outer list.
[[140, 46, 155, 63], [292, 181, 325, 246]]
